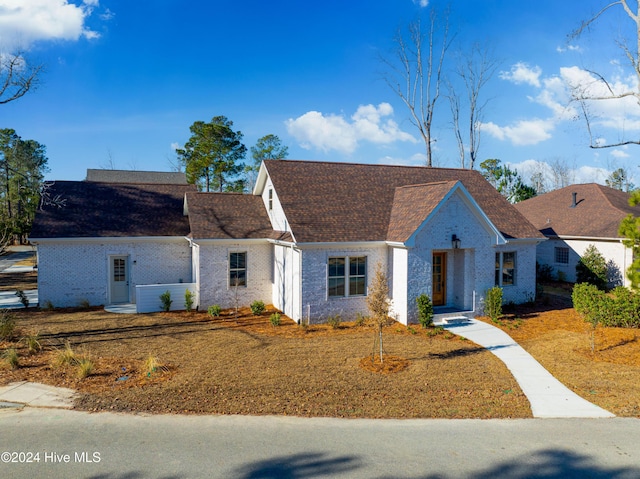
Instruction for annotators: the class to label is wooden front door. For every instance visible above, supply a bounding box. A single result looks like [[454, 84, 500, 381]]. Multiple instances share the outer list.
[[432, 252, 446, 306], [110, 256, 129, 303]]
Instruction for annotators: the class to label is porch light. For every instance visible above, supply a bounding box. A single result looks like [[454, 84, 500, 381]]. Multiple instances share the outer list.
[[451, 234, 461, 249]]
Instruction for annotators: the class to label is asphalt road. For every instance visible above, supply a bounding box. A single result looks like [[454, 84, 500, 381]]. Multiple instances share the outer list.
[[0, 408, 639, 478]]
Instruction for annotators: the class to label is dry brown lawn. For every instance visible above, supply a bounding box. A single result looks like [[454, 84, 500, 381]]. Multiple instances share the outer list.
[[0, 274, 638, 418]]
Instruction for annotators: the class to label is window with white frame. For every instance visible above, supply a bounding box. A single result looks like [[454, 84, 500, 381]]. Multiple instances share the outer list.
[[229, 252, 247, 287], [555, 247, 569, 264], [495, 251, 516, 286], [328, 256, 367, 297]]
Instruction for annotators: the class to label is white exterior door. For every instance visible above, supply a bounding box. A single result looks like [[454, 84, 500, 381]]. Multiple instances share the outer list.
[[110, 256, 129, 303]]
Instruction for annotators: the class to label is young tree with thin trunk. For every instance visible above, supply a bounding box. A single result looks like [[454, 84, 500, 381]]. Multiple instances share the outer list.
[[366, 263, 391, 364], [381, 7, 452, 167]]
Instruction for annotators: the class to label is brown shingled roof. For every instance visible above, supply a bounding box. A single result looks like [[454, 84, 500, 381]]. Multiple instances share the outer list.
[[186, 192, 291, 241], [263, 159, 542, 243], [86, 169, 187, 184], [515, 183, 640, 238], [387, 181, 459, 243], [30, 181, 196, 238]]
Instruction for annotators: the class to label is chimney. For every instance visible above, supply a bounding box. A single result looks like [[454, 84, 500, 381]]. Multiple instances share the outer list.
[[570, 192, 577, 208]]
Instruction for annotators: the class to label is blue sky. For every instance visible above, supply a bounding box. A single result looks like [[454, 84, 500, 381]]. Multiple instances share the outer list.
[[2, 0, 639, 186]]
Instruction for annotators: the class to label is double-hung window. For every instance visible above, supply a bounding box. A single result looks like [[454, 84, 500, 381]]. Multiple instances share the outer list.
[[229, 252, 247, 287], [495, 252, 516, 286], [328, 256, 367, 297]]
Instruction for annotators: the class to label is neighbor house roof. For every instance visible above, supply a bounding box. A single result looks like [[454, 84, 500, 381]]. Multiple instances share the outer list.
[[262, 159, 543, 243], [515, 183, 640, 239], [30, 181, 196, 239], [86, 169, 187, 184], [185, 192, 291, 241]]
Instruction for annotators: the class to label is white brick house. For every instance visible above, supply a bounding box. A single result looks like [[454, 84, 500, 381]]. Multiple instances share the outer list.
[[516, 184, 640, 288], [30, 161, 544, 324]]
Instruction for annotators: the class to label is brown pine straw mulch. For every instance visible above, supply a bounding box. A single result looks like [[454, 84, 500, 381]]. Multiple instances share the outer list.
[[1, 289, 639, 418]]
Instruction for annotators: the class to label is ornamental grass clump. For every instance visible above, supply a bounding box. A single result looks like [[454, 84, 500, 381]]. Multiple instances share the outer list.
[[3, 348, 19, 370]]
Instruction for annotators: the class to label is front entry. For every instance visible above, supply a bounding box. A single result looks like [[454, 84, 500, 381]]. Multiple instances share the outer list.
[[110, 256, 129, 303], [432, 252, 446, 306]]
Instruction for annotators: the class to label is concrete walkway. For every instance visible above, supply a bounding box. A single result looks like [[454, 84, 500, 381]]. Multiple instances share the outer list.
[[0, 382, 76, 409], [442, 318, 615, 418]]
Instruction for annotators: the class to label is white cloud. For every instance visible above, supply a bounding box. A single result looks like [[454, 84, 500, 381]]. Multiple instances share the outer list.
[[481, 118, 555, 146], [285, 103, 417, 154], [0, 0, 100, 51], [413, 0, 429, 7], [611, 148, 630, 159], [499, 62, 542, 87]]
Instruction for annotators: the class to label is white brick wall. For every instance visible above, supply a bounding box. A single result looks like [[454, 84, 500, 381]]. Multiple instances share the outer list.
[[196, 241, 273, 310], [300, 245, 388, 324], [36, 239, 192, 307], [537, 237, 630, 287]]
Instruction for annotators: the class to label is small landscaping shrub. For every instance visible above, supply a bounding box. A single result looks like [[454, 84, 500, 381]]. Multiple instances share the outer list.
[[250, 300, 266, 316], [208, 305, 222, 317], [22, 333, 42, 355], [76, 358, 94, 379], [354, 312, 367, 327], [52, 342, 78, 368], [269, 312, 281, 326], [159, 290, 172, 312], [536, 262, 555, 282], [78, 298, 91, 309], [15, 289, 29, 308], [143, 354, 166, 377], [576, 244, 608, 291], [184, 289, 194, 312], [572, 282, 640, 329], [42, 300, 55, 311], [485, 287, 503, 323], [0, 310, 16, 340], [327, 314, 342, 329], [416, 293, 433, 328], [3, 348, 19, 370]]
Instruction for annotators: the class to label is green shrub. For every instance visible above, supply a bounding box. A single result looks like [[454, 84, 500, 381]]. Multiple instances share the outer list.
[[0, 310, 16, 340], [327, 314, 342, 329], [15, 290, 29, 308], [572, 282, 640, 328], [184, 289, 194, 312], [78, 298, 91, 309], [485, 287, 503, 323], [3, 348, 19, 370], [159, 291, 172, 312], [416, 293, 434, 328], [269, 312, 281, 327], [576, 244, 608, 291], [536, 262, 555, 282], [208, 305, 222, 317], [250, 300, 266, 315], [42, 300, 55, 311]]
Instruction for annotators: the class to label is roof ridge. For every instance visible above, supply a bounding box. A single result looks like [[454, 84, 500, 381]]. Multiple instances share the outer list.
[[593, 183, 631, 214], [264, 158, 472, 173], [395, 180, 459, 190]]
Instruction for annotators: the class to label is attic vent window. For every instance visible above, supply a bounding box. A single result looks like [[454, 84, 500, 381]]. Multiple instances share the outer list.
[[268, 189, 273, 211]]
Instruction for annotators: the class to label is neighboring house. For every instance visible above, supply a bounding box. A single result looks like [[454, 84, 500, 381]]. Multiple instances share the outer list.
[[515, 183, 640, 287], [31, 160, 544, 324], [85, 169, 188, 184]]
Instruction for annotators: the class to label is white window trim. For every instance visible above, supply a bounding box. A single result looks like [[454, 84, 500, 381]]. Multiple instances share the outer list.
[[229, 251, 247, 288], [327, 256, 367, 299], [495, 251, 517, 287]]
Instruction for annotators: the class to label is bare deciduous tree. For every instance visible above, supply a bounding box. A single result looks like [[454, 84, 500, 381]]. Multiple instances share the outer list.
[[568, 1, 640, 148], [448, 44, 499, 169], [0, 53, 42, 105], [381, 8, 453, 167]]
